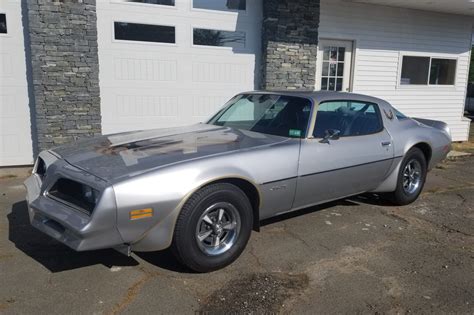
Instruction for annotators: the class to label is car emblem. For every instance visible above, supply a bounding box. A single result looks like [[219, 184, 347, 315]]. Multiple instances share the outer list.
[[384, 109, 394, 120]]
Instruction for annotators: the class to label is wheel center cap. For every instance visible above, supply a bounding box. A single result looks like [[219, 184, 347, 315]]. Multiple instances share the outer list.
[[214, 224, 223, 234]]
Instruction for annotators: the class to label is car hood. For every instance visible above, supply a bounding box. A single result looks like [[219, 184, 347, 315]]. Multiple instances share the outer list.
[[51, 124, 289, 182]]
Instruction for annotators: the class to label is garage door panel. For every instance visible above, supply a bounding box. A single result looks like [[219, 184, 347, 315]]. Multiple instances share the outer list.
[[113, 57, 178, 81], [0, 53, 13, 78], [191, 95, 229, 118], [0, 89, 33, 165], [97, 0, 262, 135], [115, 95, 179, 118], [191, 61, 251, 84], [100, 88, 234, 134], [0, 2, 33, 166]]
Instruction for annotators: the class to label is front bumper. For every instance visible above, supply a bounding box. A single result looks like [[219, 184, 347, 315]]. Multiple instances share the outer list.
[[25, 153, 125, 252]]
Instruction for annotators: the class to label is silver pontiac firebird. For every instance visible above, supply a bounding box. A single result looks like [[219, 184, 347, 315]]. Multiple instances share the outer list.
[[25, 91, 451, 272]]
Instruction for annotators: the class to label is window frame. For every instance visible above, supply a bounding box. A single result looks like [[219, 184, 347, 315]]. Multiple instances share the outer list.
[[190, 0, 249, 16], [311, 99, 385, 139], [0, 12, 7, 36], [111, 0, 177, 9], [397, 53, 458, 88], [112, 20, 177, 46]]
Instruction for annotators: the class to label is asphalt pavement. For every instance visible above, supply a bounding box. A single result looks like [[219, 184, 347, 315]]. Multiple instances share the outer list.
[[1, 156, 473, 314]]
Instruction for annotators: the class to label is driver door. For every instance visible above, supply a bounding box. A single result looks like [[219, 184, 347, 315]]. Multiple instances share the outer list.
[[293, 100, 394, 209]]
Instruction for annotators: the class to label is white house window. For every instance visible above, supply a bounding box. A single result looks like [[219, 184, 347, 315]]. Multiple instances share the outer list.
[[114, 22, 175, 43], [0, 14, 6, 34], [429, 59, 456, 85], [193, 0, 246, 12], [400, 56, 456, 86], [126, 0, 175, 6], [193, 28, 246, 49]]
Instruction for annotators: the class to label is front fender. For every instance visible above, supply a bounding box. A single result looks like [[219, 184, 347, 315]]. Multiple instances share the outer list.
[[113, 159, 258, 252]]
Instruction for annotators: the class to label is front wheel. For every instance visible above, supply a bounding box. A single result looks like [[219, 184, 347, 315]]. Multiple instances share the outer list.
[[171, 183, 253, 272], [389, 147, 427, 205]]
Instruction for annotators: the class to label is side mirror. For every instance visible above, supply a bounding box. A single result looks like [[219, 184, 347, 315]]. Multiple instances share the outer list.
[[319, 129, 341, 144]]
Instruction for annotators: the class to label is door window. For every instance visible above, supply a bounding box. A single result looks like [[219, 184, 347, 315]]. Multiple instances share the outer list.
[[321, 46, 346, 91], [316, 40, 353, 92], [313, 101, 382, 138]]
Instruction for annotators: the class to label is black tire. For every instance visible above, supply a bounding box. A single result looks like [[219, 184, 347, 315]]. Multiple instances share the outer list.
[[389, 147, 427, 206], [171, 183, 253, 272]]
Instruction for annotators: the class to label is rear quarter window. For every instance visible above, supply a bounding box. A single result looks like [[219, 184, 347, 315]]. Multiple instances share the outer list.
[[393, 108, 408, 120]]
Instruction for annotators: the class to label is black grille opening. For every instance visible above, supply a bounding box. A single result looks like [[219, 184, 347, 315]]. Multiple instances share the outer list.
[[48, 178, 100, 215], [36, 157, 46, 178]]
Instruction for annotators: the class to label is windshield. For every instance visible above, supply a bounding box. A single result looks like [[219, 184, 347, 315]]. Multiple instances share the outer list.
[[208, 94, 312, 138]]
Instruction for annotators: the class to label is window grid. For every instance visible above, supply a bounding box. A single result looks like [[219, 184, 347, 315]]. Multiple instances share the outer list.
[[320, 46, 345, 92]]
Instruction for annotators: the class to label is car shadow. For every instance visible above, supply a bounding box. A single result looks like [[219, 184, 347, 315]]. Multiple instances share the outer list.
[[350, 193, 397, 207], [8, 193, 395, 273], [261, 193, 395, 227], [135, 250, 192, 273], [8, 200, 139, 273]]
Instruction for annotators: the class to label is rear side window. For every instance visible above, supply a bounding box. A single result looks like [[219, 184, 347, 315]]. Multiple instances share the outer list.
[[393, 108, 408, 120], [314, 101, 383, 138]]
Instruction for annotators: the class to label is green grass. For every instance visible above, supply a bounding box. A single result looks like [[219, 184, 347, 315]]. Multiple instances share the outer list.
[[452, 121, 474, 154]]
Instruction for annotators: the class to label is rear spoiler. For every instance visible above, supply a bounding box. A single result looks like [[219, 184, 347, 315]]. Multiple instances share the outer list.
[[412, 118, 451, 136]]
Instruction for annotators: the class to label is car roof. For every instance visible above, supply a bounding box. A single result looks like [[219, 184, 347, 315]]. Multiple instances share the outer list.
[[242, 90, 390, 108]]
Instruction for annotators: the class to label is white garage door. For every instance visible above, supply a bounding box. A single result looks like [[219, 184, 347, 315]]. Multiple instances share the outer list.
[[96, 0, 262, 134], [0, 1, 33, 166]]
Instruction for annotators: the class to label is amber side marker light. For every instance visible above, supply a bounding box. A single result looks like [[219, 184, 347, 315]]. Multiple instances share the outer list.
[[130, 208, 153, 220]]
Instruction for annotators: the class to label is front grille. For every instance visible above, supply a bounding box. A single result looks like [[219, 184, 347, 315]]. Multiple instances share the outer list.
[[47, 178, 100, 215]]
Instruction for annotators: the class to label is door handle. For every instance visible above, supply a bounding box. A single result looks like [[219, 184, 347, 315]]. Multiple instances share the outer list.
[[381, 141, 392, 147]]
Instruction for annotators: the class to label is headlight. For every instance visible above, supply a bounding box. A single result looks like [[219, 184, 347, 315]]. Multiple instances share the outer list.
[[47, 178, 101, 215], [82, 185, 100, 205], [34, 157, 47, 177]]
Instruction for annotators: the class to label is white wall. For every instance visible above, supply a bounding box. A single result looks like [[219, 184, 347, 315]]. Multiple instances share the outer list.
[[0, 0, 33, 166], [320, 0, 473, 141]]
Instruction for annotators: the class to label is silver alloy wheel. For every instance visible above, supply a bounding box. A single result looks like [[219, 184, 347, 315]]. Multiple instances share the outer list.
[[195, 202, 241, 256], [402, 159, 422, 195]]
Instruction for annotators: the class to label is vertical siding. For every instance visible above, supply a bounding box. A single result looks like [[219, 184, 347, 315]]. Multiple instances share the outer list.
[[320, 0, 473, 141]]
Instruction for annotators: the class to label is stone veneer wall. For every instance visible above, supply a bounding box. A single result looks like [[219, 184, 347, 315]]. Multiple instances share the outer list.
[[25, 0, 101, 151], [261, 0, 320, 90]]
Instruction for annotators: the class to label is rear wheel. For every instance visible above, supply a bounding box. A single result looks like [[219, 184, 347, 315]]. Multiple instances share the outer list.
[[389, 147, 427, 205], [171, 183, 253, 272]]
